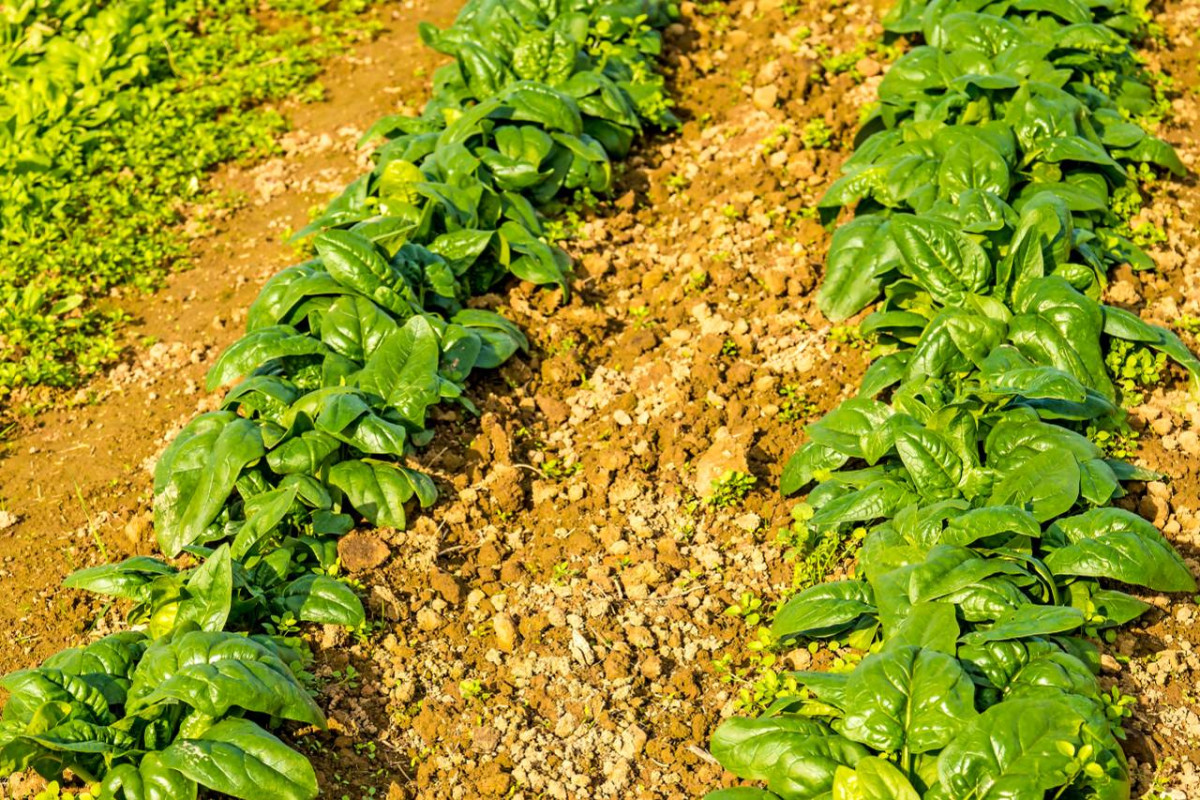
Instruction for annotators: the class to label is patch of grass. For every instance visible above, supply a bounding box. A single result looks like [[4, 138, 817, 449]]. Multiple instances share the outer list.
[[0, 0, 380, 413]]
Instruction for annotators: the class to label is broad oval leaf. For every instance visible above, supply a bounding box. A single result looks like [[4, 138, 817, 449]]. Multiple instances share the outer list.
[[160, 718, 319, 800], [129, 630, 323, 727], [154, 415, 266, 557], [960, 604, 1086, 645], [773, 581, 877, 642], [839, 646, 976, 754], [890, 214, 991, 297], [277, 575, 365, 628], [100, 753, 197, 800], [1045, 508, 1196, 592], [711, 715, 832, 781], [819, 217, 897, 321], [832, 757, 921, 800], [937, 697, 1084, 800]]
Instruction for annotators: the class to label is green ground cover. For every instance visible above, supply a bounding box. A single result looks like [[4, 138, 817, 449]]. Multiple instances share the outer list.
[[0, 0, 379, 413]]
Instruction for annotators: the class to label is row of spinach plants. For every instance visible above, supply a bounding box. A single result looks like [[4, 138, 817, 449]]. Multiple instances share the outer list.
[[0, 1, 678, 798], [707, 0, 1200, 798]]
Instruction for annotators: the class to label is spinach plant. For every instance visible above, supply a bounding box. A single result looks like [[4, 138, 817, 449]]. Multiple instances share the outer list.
[[707, 1, 1197, 798]]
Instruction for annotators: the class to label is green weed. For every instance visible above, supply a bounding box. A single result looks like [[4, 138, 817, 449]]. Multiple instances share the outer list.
[[1105, 339, 1165, 406], [707, 470, 757, 508], [0, 0, 379, 410]]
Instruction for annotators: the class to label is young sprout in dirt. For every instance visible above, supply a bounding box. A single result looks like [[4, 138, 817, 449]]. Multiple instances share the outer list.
[[736, 657, 801, 712], [1086, 419, 1142, 459], [548, 336, 579, 357], [1128, 218, 1168, 249], [707, 470, 757, 508], [543, 458, 581, 480], [1100, 686, 1137, 738], [629, 305, 653, 328], [1143, 757, 1180, 800], [760, 124, 792, 155], [459, 679, 491, 702], [352, 618, 389, 647], [819, 39, 903, 82], [551, 561, 579, 585], [800, 118, 835, 149], [665, 172, 691, 193], [725, 591, 765, 627], [1106, 339, 1166, 406], [544, 212, 585, 243], [777, 383, 818, 423], [328, 664, 361, 690], [713, 627, 796, 713], [827, 323, 871, 349]]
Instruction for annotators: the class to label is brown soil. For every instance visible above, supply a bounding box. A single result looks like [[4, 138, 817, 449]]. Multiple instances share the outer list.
[[1097, 2, 1200, 796], [5, 0, 1200, 798], [300, 1, 889, 797]]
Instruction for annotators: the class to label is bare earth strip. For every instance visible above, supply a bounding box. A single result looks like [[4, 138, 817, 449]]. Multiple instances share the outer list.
[[301, 1, 891, 797]]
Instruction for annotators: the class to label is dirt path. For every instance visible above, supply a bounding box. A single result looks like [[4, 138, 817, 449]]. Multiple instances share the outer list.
[[0, 0, 452, 680], [296, 1, 894, 797]]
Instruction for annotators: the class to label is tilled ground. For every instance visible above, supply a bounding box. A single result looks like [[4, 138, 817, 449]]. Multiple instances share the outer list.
[[1096, 1, 1200, 795], [303, 1, 897, 797], [5, 0, 1200, 799], [304, 2, 1200, 798]]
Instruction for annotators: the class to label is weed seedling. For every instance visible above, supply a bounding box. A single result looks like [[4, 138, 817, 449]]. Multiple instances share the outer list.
[[725, 591, 765, 627], [1105, 339, 1165, 406], [800, 118, 834, 149], [707, 470, 757, 508], [778, 384, 818, 423]]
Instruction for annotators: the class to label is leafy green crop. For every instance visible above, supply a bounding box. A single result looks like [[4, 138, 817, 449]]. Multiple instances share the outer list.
[[707, 0, 1198, 798], [0, 0, 384, 410], [0, 1, 678, 797]]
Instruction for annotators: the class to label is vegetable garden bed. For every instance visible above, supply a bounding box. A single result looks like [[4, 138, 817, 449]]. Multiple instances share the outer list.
[[5, 0, 1200, 798]]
